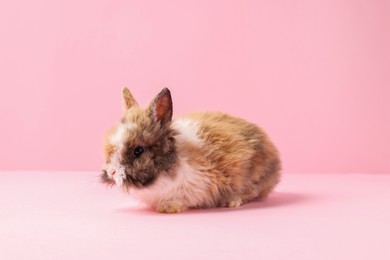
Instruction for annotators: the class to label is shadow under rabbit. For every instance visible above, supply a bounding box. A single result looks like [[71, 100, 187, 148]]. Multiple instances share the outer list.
[[114, 191, 310, 215]]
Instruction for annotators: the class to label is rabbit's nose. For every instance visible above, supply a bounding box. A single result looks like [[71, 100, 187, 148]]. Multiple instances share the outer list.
[[107, 169, 116, 178]]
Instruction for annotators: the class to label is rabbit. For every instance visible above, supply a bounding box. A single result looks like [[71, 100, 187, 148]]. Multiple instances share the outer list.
[[101, 87, 281, 213]]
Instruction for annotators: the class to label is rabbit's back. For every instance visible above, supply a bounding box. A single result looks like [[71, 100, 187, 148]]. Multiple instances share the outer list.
[[172, 112, 281, 207]]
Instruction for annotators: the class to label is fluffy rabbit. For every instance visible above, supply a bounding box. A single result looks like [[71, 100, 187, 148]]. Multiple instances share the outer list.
[[101, 88, 281, 213]]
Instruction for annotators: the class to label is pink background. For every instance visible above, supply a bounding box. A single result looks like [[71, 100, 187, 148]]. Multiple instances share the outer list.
[[0, 0, 389, 173]]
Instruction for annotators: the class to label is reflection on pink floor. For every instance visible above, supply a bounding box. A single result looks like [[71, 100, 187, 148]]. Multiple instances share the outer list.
[[1, 172, 389, 259]]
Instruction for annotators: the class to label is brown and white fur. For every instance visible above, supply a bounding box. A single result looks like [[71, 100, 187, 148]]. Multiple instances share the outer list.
[[101, 88, 281, 213]]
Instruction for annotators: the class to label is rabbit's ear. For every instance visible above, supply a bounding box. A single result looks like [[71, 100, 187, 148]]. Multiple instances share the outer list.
[[122, 87, 139, 111], [148, 88, 173, 126]]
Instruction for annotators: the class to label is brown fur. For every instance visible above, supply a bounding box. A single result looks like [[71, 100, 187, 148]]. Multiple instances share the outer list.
[[176, 112, 281, 207], [101, 88, 281, 213]]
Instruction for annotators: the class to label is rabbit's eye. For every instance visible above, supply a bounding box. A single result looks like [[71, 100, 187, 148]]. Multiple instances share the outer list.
[[134, 146, 144, 158]]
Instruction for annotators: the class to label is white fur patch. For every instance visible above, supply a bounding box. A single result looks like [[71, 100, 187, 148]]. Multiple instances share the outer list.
[[104, 152, 126, 187], [109, 124, 126, 146], [172, 119, 203, 146], [126, 122, 137, 130], [109, 122, 137, 146], [130, 156, 210, 208]]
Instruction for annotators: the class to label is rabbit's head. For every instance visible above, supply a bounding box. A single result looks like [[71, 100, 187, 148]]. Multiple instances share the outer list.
[[101, 88, 177, 190]]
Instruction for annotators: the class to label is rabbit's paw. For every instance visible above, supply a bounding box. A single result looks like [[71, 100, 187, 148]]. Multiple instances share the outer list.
[[156, 201, 184, 214], [228, 198, 243, 208]]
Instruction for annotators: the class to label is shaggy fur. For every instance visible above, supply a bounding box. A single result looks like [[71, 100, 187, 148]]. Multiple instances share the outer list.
[[101, 88, 281, 213]]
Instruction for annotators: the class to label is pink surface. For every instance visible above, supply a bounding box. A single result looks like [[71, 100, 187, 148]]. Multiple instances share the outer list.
[[0, 1, 389, 173], [1, 171, 390, 259]]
